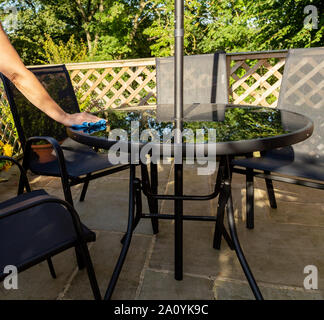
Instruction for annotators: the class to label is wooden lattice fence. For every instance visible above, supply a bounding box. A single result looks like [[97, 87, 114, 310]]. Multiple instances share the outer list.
[[0, 50, 288, 157], [227, 50, 287, 107], [0, 84, 21, 155], [67, 58, 157, 111]]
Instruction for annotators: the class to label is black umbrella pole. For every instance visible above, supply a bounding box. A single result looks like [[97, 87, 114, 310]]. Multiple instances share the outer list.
[[174, 0, 184, 281], [174, 0, 184, 126]]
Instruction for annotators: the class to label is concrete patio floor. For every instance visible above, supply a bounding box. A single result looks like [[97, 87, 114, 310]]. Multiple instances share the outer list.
[[0, 162, 324, 300]]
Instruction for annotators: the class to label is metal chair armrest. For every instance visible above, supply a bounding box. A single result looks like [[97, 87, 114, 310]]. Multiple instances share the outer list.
[[0, 156, 31, 192], [23, 136, 70, 188]]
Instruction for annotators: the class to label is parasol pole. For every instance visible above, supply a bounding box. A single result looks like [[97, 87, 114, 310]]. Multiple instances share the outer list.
[[174, 0, 184, 130], [174, 0, 184, 281]]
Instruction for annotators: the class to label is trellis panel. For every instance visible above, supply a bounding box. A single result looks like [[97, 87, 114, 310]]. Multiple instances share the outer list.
[[1, 51, 290, 158], [227, 50, 288, 107], [67, 58, 157, 110]]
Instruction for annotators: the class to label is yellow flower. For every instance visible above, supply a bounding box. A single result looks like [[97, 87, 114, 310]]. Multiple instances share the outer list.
[[3, 144, 13, 157], [0, 140, 4, 148]]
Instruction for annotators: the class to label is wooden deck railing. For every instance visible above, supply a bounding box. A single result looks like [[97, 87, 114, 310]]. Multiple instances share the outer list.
[[0, 50, 288, 157]]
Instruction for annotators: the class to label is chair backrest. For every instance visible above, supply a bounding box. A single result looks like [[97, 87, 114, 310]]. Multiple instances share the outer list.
[[279, 48, 324, 161], [0, 65, 80, 148], [155, 53, 228, 120]]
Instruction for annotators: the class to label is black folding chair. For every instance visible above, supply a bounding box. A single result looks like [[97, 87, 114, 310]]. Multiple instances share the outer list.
[[0, 65, 132, 268], [0, 156, 101, 300], [0, 65, 130, 208], [232, 47, 324, 229]]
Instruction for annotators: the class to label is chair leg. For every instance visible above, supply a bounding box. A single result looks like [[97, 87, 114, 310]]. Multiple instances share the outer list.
[[213, 157, 234, 250], [264, 171, 277, 209], [80, 174, 91, 202], [61, 180, 86, 271], [213, 183, 231, 249], [141, 163, 159, 235], [18, 174, 26, 195], [76, 243, 102, 300], [150, 163, 159, 234], [75, 245, 86, 270], [47, 258, 57, 279], [246, 168, 254, 229]]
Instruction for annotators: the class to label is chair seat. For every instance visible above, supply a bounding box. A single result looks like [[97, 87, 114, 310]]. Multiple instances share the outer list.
[[233, 147, 324, 182], [0, 189, 95, 279], [29, 138, 127, 178]]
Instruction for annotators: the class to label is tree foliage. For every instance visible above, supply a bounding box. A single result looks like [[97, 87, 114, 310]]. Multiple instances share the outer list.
[[0, 0, 323, 64], [43, 34, 88, 64]]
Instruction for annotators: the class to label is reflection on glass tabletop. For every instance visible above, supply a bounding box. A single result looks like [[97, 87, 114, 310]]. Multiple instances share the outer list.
[[90, 105, 289, 143]]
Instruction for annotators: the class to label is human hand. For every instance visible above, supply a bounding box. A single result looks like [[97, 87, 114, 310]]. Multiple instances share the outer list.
[[62, 112, 106, 127]]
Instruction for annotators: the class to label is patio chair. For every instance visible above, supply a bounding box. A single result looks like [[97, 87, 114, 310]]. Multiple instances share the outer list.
[[0, 156, 101, 299], [0, 64, 133, 271], [156, 52, 228, 121], [0, 65, 130, 208], [232, 47, 324, 229]]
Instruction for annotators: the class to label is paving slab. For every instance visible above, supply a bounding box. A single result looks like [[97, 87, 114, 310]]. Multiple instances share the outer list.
[[263, 201, 324, 227], [74, 177, 155, 234], [137, 269, 214, 300], [255, 177, 324, 205], [149, 220, 238, 278], [0, 248, 78, 300], [229, 180, 324, 228], [161, 165, 215, 216], [63, 231, 153, 300], [213, 279, 323, 300], [98, 163, 173, 182], [0, 166, 20, 201], [2, 161, 324, 300], [229, 222, 324, 289]]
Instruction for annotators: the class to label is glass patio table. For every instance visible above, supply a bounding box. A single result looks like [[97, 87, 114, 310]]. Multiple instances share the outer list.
[[67, 103, 313, 300]]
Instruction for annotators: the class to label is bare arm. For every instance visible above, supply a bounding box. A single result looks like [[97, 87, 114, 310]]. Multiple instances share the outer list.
[[0, 23, 101, 126]]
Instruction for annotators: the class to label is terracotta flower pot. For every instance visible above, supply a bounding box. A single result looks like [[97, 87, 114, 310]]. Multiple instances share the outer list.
[[31, 143, 56, 163], [31, 140, 65, 163]]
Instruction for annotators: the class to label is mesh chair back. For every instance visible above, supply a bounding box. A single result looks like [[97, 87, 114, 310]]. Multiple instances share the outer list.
[[156, 53, 228, 120], [0, 65, 80, 148], [279, 48, 324, 161]]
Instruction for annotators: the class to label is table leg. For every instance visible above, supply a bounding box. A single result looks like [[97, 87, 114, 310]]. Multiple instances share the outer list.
[[104, 164, 136, 300], [224, 156, 263, 300], [174, 163, 183, 280], [121, 161, 159, 243]]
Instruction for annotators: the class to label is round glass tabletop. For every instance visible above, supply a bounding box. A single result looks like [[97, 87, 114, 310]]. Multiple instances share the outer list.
[[67, 104, 313, 156]]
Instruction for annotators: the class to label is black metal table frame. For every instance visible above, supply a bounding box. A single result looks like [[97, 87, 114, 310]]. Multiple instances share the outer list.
[[123, 155, 263, 300], [67, 105, 313, 300]]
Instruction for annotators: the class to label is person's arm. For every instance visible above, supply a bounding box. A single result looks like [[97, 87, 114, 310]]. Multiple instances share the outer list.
[[0, 23, 102, 126]]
